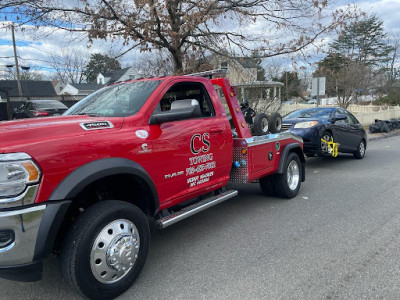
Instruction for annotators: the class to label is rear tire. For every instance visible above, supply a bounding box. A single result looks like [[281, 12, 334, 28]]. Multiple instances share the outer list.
[[273, 152, 301, 199], [268, 112, 282, 133], [253, 113, 269, 136], [61, 200, 150, 300], [353, 139, 366, 159]]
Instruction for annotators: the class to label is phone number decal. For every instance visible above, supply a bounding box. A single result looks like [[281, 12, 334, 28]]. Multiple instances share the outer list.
[[186, 161, 216, 176]]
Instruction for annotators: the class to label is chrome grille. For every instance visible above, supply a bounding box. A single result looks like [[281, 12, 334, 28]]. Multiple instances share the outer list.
[[281, 123, 292, 131]]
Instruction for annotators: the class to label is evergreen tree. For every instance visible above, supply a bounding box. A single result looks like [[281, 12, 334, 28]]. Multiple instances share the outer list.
[[84, 54, 121, 82], [331, 15, 393, 66]]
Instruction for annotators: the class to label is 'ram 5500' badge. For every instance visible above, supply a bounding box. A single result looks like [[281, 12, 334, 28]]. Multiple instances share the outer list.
[[80, 121, 114, 130]]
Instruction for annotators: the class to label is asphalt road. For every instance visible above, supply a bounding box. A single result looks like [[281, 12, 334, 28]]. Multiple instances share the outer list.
[[1, 135, 400, 299]]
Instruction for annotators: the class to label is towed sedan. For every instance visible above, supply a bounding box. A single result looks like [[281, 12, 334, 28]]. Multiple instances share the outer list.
[[282, 107, 367, 159]]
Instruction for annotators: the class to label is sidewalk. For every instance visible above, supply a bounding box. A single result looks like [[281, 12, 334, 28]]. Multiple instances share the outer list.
[[368, 129, 400, 141]]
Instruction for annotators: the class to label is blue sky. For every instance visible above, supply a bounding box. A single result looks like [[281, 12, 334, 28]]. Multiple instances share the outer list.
[[0, 0, 399, 80]]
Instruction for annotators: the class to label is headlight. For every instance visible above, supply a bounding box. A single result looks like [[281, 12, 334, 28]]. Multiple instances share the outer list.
[[0, 153, 40, 198], [294, 121, 319, 129]]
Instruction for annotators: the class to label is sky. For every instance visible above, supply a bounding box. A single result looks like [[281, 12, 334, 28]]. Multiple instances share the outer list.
[[0, 0, 399, 81]]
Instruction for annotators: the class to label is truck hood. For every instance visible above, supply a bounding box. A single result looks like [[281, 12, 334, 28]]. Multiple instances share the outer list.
[[0, 115, 123, 151]]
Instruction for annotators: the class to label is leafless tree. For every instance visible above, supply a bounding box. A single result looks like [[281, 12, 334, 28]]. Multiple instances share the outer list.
[[50, 47, 89, 84], [1, 0, 360, 74], [333, 62, 372, 108]]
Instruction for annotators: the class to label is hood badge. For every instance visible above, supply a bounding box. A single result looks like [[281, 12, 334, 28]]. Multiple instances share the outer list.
[[80, 121, 114, 131]]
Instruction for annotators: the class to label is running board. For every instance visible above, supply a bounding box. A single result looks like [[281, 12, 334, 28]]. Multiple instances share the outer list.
[[156, 190, 238, 229]]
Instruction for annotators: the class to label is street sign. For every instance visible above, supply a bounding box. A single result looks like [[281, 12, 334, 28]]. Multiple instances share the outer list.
[[311, 77, 326, 96]]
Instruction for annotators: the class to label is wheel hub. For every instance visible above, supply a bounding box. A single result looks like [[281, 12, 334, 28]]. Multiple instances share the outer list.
[[287, 160, 300, 191], [90, 219, 140, 284], [107, 235, 138, 272]]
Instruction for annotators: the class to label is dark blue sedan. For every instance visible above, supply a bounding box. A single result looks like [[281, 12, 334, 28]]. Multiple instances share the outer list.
[[282, 107, 367, 158]]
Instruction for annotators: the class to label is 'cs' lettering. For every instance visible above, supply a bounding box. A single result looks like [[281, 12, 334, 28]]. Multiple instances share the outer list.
[[190, 133, 210, 154], [202, 133, 210, 152]]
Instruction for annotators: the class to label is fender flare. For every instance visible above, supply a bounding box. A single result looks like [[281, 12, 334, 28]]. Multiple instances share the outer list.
[[33, 158, 159, 264], [277, 143, 306, 182], [49, 157, 159, 209]]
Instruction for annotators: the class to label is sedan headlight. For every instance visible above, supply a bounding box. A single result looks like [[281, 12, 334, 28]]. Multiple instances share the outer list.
[[0, 153, 40, 198], [294, 121, 319, 129]]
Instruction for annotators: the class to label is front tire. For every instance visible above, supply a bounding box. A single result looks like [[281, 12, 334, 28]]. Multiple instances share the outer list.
[[354, 139, 366, 159], [320, 131, 333, 156], [273, 152, 301, 199], [61, 200, 150, 300]]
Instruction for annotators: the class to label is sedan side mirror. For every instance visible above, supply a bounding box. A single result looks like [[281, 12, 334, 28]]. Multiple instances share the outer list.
[[331, 114, 347, 123]]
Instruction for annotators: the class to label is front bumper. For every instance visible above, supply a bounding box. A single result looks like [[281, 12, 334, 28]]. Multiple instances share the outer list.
[[0, 205, 45, 281], [0, 200, 70, 282]]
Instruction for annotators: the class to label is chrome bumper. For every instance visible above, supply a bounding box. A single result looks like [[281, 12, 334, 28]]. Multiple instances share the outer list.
[[0, 205, 46, 266]]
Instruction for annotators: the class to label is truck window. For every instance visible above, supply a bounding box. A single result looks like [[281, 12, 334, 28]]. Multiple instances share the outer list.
[[158, 82, 215, 117]]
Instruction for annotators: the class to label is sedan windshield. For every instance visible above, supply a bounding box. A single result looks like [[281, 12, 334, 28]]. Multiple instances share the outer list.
[[285, 108, 333, 119], [64, 80, 162, 117]]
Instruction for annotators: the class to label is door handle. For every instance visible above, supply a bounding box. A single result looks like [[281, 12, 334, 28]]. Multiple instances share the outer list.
[[210, 128, 223, 134]]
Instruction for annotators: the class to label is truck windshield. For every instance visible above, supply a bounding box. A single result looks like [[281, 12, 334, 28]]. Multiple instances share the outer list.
[[64, 80, 162, 117]]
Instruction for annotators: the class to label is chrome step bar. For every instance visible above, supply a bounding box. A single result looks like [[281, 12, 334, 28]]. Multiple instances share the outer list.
[[156, 190, 238, 229]]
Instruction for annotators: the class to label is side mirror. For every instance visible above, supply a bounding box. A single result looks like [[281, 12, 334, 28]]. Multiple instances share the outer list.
[[149, 99, 201, 125], [331, 114, 347, 123]]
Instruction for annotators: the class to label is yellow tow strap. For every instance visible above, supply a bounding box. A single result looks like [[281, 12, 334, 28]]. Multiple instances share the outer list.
[[321, 138, 340, 157]]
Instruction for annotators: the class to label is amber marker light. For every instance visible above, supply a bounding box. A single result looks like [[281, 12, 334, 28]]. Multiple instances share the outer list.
[[21, 161, 40, 182], [235, 107, 240, 113], [241, 122, 246, 128], [241, 148, 248, 155]]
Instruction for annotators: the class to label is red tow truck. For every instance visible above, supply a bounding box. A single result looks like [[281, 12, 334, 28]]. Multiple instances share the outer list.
[[0, 72, 305, 299]]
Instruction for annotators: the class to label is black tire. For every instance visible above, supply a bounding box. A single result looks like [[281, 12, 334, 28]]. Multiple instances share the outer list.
[[253, 113, 269, 136], [273, 152, 301, 199], [259, 175, 275, 196], [320, 131, 333, 156], [61, 200, 150, 300], [353, 139, 366, 159], [268, 112, 282, 133]]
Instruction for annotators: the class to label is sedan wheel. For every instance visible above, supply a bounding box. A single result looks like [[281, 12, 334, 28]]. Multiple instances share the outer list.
[[354, 140, 366, 159], [320, 132, 333, 155]]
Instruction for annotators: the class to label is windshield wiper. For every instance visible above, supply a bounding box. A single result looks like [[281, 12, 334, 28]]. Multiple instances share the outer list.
[[77, 112, 104, 117]]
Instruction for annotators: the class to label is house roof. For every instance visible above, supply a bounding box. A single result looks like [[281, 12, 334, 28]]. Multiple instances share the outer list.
[[103, 67, 131, 84], [235, 57, 258, 69], [70, 82, 105, 91], [0, 80, 57, 98]]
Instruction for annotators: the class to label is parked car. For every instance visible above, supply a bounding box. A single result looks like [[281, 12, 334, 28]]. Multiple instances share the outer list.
[[307, 99, 317, 104], [282, 107, 367, 158], [12, 100, 68, 119]]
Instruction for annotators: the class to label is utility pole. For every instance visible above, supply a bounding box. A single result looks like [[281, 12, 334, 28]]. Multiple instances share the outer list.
[[11, 23, 23, 97], [285, 72, 289, 101]]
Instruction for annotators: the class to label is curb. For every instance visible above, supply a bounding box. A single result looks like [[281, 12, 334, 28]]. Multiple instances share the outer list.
[[368, 129, 400, 141]]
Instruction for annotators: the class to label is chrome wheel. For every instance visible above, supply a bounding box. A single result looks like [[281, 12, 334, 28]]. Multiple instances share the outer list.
[[275, 117, 282, 132], [321, 133, 332, 154], [287, 160, 300, 191], [261, 117, 269, 133], [90, 219, 140, 284], [359, 141, 365, 157]]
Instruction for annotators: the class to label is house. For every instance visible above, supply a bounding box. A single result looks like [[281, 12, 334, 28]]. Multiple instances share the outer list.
[[96, 67, 140, 85], [199, 55, 283, 102], [55, 82, 104, 97], [0, 80, 57, 100]]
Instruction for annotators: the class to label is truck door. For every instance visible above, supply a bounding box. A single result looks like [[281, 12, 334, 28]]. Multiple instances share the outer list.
[[149, 81, 232, 209]]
